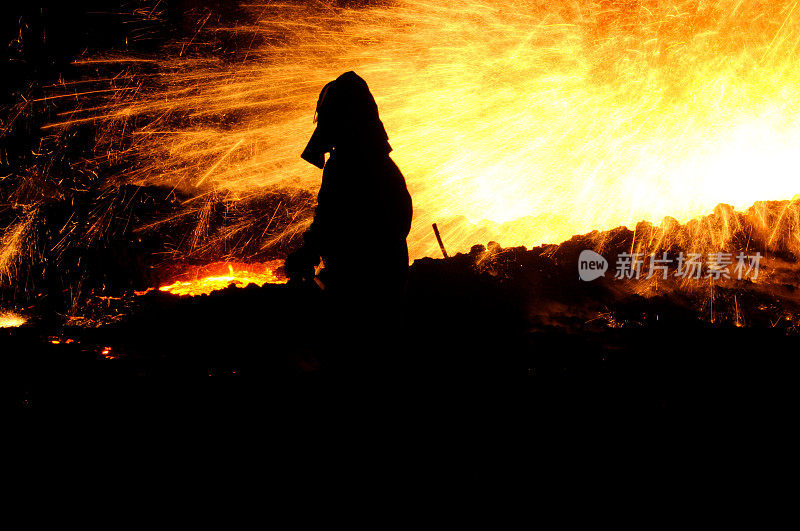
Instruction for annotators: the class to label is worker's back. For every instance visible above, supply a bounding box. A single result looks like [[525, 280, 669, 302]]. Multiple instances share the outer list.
[[310, 150, 411, 293]]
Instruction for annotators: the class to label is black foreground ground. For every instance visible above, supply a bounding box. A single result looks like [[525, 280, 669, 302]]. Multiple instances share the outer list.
[[5, 226, 800, 416]]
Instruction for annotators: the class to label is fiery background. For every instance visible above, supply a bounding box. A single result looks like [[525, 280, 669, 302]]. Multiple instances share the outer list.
[[2, 0, 800, 309]]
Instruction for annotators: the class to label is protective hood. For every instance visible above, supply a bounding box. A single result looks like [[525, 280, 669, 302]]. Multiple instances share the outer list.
[[301, 71, 392, 169]]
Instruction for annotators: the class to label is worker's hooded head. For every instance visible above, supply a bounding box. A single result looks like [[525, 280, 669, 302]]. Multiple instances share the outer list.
[[301, 71, 392, 169]]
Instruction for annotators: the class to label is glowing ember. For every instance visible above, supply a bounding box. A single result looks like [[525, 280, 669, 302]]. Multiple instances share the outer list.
[[0, 311, 25, 328], [155, 261, 287, 297]]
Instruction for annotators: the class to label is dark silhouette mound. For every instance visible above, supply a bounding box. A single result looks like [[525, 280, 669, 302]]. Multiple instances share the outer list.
[[285, 71, 413, 373]]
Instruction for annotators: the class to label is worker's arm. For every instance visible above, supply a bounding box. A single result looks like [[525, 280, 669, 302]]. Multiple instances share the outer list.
[[285, 167, 331, 283]]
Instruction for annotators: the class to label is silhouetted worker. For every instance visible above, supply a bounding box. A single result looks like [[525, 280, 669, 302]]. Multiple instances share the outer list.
[[285, 71, 413, 372]]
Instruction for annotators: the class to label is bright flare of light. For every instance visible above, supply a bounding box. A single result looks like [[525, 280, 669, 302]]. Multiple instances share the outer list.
[[48, 1, 800, 258]]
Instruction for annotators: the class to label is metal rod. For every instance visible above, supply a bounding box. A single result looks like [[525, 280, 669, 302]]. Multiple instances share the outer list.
[[432, 223, 449, 259]]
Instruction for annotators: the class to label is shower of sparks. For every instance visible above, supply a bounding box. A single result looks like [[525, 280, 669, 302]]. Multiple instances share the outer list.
[[0, 311, 26, 328], [7, 0, 800, 278], [0, 210, 36, 284]]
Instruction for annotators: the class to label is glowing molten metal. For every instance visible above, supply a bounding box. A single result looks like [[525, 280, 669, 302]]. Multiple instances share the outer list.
[[154, 261, 287, 297]]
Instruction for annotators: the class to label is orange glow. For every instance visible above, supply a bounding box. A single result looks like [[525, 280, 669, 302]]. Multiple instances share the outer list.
[[36, 1, 800, 260], [153, 260, 287, 297]]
